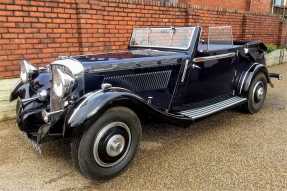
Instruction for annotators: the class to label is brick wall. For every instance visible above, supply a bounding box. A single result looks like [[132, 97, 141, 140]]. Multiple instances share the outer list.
[[0, 0, 286, 78], [187, 8, 245, 40], [243, 14, 283, 44], [186, 0, 249, 12], [0, 0, 81, 77], [249, 0, 272, 14], [281, 21, 287, 46], [183, 0, 273, 13], [76, 0, 187, 54]]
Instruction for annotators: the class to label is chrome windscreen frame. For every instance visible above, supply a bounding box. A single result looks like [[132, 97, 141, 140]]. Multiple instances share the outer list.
[[129, 27, 196, 51]]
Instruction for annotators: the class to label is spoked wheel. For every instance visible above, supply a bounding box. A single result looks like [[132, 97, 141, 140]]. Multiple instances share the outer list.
[[242, 72, 267, 113], [71, 107, 142, 180]]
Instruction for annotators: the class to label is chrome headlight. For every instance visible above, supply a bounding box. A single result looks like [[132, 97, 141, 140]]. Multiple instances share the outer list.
[[20, 60, 37, 83], [53, 68, 75, 98]]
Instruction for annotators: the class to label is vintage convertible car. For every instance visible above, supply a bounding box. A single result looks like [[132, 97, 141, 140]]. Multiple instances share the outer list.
[[10, 26, 281, 179]]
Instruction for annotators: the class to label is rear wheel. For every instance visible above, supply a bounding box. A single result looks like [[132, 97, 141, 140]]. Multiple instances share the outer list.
[[242, 72, 267, 113], [71, 107, 142, 180]]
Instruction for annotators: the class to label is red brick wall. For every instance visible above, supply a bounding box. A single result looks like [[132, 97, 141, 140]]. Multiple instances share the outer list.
[[187, 8, 245, 40], [186, 0, 249, 11], [281, 21, 287, 46], [243, 14, 282, 44], [76, 1, 187, 54], [0, 0, 285, 78], [0, 0, 81, 77], [183, 0, 273, 13], [249, 0, 272, 14]]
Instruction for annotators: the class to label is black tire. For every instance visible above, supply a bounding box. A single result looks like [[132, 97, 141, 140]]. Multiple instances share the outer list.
[[242, 72, 267, 113], [71, 107, 142, 180], [16, 99, 22, 127], [70, 136, 81, 171]]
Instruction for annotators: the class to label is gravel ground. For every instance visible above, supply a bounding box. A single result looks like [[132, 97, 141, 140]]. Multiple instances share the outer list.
[[0, 64, 286, 191]]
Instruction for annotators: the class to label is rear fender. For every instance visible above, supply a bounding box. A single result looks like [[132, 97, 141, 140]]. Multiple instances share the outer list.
[[239, 63, 271, 96]]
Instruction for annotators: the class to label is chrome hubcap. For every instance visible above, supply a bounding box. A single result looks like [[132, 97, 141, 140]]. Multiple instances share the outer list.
[[253, 81, 265, 103], [256, 87, 264, 100], [106, 134, 125, 157], [93, 122, 131, 168]]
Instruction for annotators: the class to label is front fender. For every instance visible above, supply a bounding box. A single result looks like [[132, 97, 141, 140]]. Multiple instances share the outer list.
[[10, 81, 31, 101], [10, 80, 22, 102], [10, 70, 51, 102], [66, 88, 148, 129], [65, 87, 190, 134]]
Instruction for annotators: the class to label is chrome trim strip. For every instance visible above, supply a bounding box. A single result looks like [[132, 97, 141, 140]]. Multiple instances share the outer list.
[[193, 52, 236, 63], [239, 63, 257, 94], [43, 109, 64, 116], [181, 59, 189, 83], [21, 96, 40, 103], [67, 50, 134, 58]]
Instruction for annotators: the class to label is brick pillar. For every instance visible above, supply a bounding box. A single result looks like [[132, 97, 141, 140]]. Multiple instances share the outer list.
[[280, 21, 287, 47]]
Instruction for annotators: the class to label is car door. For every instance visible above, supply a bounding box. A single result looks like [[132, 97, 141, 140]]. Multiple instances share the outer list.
[[172, 50, 237, 110]]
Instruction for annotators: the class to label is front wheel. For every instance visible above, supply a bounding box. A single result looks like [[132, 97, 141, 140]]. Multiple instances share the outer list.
[[242, 72, 267, 113], [71, 107, 142, 180]]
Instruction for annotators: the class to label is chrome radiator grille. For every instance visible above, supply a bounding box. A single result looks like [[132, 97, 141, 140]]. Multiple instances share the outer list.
[[50, 64, 72, 112]]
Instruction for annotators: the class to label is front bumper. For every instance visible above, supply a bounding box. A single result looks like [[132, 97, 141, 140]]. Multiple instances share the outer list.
[[16, 96, 66, 144], [41, 109, 64, 124], [10, 70, 68, 143]]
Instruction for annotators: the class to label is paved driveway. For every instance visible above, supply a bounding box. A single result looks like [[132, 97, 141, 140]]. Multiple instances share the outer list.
[[0, 64, 286, 191]]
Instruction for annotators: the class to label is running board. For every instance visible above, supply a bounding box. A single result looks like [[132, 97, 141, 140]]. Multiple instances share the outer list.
[[179, 96, 247, 120]]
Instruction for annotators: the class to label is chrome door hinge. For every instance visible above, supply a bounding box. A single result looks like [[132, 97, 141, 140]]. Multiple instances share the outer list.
[[192, 64, 201, 69]]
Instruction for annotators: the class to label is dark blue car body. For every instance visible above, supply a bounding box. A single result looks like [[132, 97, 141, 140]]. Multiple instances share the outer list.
[[10, 26, 274, 144]]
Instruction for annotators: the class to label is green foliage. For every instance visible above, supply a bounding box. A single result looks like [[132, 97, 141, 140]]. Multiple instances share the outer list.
[[266, 44, 278, 53]]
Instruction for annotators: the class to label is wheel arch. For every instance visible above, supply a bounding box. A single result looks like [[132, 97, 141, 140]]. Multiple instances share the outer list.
[[64, 88, 182, 137], [238, 63, 271, 96]]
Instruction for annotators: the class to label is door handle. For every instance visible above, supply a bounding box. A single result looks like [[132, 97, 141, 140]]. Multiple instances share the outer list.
[[192, 64, 201, 70]]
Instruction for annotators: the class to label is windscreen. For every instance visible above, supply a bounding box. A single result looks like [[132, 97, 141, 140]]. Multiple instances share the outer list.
[[130, 27, 195, 50]]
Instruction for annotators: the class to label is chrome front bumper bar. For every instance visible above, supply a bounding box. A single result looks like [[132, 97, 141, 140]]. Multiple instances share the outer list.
[[42, 109, 64, 123]]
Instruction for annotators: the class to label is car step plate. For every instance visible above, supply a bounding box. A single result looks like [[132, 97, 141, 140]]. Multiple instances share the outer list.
[[179, 96, 247, 120]]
